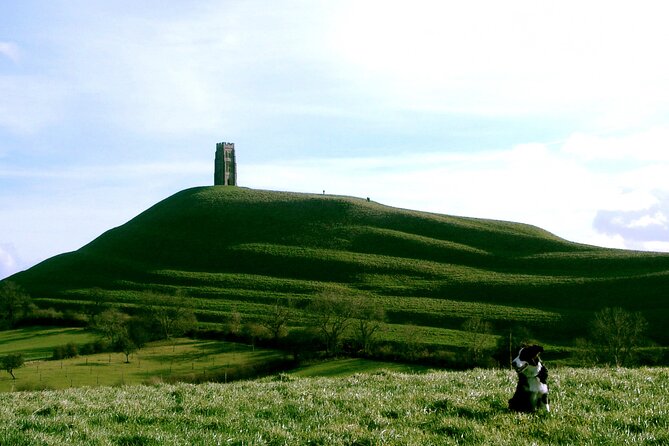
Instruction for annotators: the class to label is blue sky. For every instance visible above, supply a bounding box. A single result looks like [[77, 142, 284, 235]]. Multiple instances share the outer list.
[[3, 1, 669, 278]]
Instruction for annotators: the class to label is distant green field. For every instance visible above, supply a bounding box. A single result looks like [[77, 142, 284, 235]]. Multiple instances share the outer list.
[[6, 186, 669, 353], [1, 367, 668, 445], [0, 336, 287, 392], [0, 327, 97, 360], [290, 358, 429, 377]]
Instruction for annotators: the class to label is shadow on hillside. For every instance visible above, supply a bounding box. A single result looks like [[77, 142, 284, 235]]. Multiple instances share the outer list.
[[0, 327, 85, 343], [147, 341, 275, 363]]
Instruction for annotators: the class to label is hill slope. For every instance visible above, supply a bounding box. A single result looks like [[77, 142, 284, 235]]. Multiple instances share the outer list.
[[7, 186, 669, 344]]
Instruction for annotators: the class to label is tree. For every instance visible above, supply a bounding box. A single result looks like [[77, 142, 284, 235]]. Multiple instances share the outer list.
[[227, 310, 242, 337], [283, 327, 321, 361], [93, 308, 129, 345], [352, 298, 385, 355], [243, 322, 270, 350], [590, 307, 648, 367], [115, 335, 137, 363], [1, 353, 24, 380], [114, 316, 151, 363], [0, 281, 33, 328], [142, 293, 197, 340], [84, 287, 109, 325], [126, 316, 150, 349], [307, 292, 355, 355], [260, 300, 292, 342]]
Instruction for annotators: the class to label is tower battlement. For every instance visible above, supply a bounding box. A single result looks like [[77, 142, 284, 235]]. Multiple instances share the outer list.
[[214, 142, 236, 186]]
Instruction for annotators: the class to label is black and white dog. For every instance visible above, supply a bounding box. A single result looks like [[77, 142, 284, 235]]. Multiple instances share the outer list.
[[508, 345, 550, 413]]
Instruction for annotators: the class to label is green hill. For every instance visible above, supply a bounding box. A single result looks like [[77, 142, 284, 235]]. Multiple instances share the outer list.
[[6, 186, 669, 345]]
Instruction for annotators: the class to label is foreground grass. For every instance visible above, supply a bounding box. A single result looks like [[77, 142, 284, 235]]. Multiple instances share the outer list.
[[1, 367, 668, 445]]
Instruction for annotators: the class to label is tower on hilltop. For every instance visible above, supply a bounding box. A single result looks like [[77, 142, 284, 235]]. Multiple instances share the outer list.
[[214, 142, 236, 186]]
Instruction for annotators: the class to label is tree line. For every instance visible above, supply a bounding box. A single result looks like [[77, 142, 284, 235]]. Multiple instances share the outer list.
[[207, 291, 386, 362], [213, 293, 656, 369], [0, 280, 659, 381]]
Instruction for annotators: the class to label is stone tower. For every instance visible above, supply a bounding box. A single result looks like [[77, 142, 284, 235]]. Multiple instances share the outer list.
[[214, 142, 236, 186]]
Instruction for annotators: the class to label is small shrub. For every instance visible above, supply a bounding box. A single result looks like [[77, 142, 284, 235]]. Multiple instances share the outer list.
[[65, 342, 78, 358], [51, 346, 66, 360], [79, 343, 95, 355], [51, 342, 82, 360], [92, 339, 110, 353], [15, 382, 55, 392]]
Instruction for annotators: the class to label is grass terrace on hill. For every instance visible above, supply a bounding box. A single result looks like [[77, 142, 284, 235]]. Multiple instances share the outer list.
[[7, 187, 669, 350]]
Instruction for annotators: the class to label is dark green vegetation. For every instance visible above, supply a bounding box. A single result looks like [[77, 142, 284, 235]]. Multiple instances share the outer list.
[[6, 187, 669, 360], [1, 367, 668, 445]]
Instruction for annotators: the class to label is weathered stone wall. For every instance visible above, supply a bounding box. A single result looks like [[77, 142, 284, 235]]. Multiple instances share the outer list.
[[214, 142, 236, 186]]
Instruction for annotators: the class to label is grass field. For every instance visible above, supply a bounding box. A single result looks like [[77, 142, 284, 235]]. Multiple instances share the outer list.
[[6, 186, 669, 352], [289, 358, 430, 377], [0, 327, 97, 361], [0, 367, 667, 445], [0, 337, 288, 392]]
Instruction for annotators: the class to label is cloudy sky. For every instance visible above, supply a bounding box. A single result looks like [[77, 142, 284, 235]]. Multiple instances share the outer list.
[[2, 1, 669, 279]]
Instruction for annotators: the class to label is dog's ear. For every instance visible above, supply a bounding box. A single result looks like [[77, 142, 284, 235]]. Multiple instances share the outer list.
[[528, 345, 544, 358]]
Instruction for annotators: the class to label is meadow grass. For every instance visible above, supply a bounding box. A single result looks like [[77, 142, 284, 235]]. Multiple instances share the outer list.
[[0, 327, 97, 360], [0, 337, 287, 392], [289, 358, 430, 377], [0, 367, 667, 445]]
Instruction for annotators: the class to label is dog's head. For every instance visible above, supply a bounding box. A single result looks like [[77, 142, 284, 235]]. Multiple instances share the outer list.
[[511, 345, 543, 375]]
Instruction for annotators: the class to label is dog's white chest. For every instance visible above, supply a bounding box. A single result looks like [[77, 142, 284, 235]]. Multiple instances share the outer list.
[[522, 364, 548, 395], [529, 378, 548, 395]]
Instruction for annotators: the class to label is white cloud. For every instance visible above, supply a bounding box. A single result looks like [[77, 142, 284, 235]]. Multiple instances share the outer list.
[[594, 197, 669, 249], [247, 144, 583, 239], [562, 127, 669, 162], [0, 42, 19, 62], [0, 244, 20, 280], [329, 1, 669, 124], [244, 127, 669, 252], [640, 241, 669, 252], [626, 212, 668, 229], [39, 2, 339, 138], [558, 125, 669, 250]]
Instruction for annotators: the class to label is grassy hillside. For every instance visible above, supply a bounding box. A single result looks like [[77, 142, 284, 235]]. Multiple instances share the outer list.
[[0, 335, 288, 393], [0, 327, 96, 361], [1, 367, 668, 445], [7, 186, 669, 346]]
